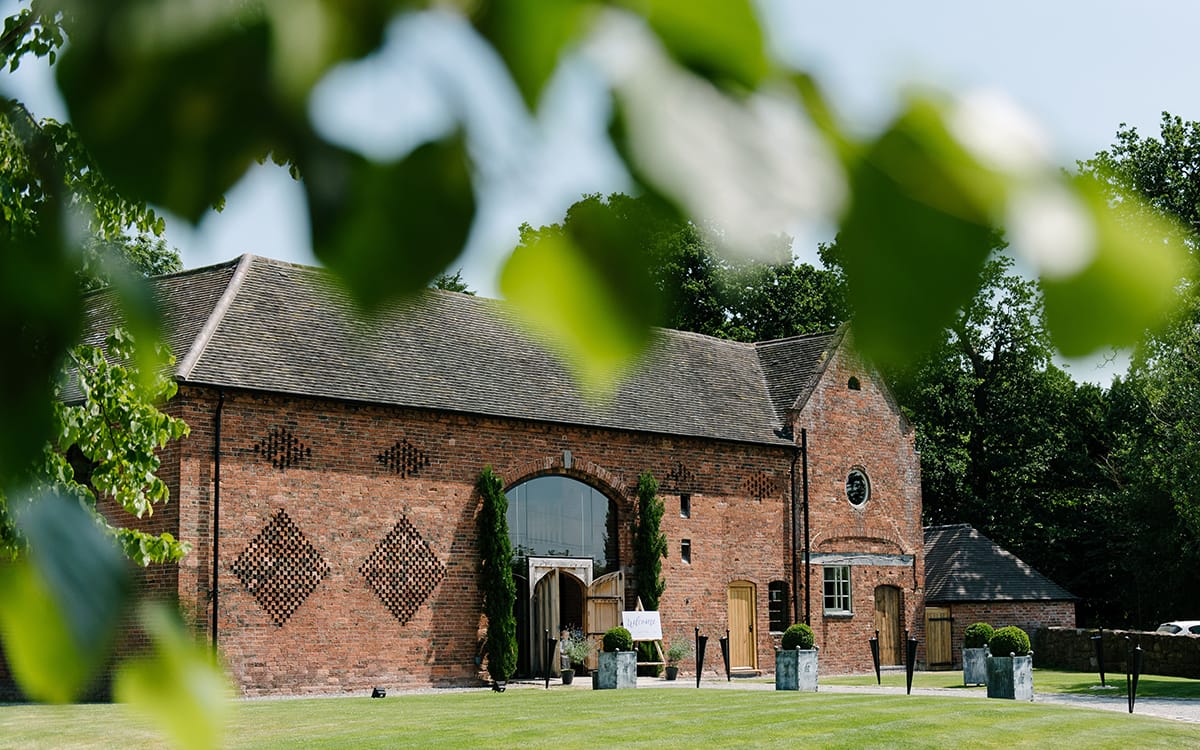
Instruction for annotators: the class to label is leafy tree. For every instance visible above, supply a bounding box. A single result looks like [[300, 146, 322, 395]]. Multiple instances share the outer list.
[[521, 193, 845, 342], [1078, 113, 1200, 626], [431, 269, 474, 295], [632, 471, 667, 611], [476, 467, 517, 684]]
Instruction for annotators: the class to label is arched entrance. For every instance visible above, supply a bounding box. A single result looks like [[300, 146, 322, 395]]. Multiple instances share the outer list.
[[506, 475, 621, 677], [874, 585, 903, 665]]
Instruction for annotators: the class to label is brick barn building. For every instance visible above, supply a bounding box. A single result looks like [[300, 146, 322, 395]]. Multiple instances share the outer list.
[[79, 254, 926, 695], [923, 524, 1077, 669]]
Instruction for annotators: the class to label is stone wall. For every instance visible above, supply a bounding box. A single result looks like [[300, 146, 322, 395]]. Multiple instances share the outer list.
[[1036, 627, 1200, 678]]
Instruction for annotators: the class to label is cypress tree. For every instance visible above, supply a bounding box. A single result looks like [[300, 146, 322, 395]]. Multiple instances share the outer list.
[[633, 471, 667, 610], [477, 467, 517, 683]]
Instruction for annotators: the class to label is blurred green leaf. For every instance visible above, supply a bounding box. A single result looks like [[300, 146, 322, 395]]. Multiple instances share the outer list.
[[838, 101, 994, 367], [500, 195, 663, 392], [473, 0, 589, 110], [0, 492, 129, 702], [115, 602, 232, 750], [306, 134, 476, 307], [56, 10, 284, 221], [1041, 179, 1190, 356], [621, 0, 768, 91]]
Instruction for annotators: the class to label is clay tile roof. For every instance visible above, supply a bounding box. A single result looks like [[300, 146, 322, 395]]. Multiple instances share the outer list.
[[924, 524, 1076, 602], [85, 255, 845, 447]]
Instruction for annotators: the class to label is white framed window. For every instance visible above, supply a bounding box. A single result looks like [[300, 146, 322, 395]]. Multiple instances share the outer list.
[[681, 539, 692, 564], [680, 493, 691, 518], [823, 566, 851, 614]]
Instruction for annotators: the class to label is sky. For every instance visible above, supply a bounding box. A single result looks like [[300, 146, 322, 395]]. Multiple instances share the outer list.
[[5, 0, 1199, 380]]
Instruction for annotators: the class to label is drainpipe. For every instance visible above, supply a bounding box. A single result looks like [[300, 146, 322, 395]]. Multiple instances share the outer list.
[[211, 389, 225, 653], [802, 428, 811, 627], [790, 445, 800, 626]]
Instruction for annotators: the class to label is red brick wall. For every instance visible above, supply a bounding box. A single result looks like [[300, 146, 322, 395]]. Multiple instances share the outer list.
[[172, 386, 805, 695], [939, 601, 1077, 667], [792, 342, 926, 673]]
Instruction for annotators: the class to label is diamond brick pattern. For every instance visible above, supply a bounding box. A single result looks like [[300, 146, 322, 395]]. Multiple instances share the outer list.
[[231, 510, 329, 626], [360, 517, 446, 625], [254, 426, 311, 470], [742, 472, 779, 501], [376, 439, 431, 478]]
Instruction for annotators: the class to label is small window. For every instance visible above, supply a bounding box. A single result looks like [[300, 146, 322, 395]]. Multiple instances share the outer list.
[[848, 376, 861, 390], [823, 566, 851, 614], [680, 493, 691, 519], [768, 581, 789, 632], [681, 539, 692, 564], [846, 468, 870, 508]]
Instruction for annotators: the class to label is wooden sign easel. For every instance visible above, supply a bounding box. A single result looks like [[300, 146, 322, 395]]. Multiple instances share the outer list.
[[631, 597, 666, 667]]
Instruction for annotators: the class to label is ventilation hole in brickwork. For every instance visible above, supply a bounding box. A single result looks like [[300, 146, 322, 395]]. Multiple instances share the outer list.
[[848, 376, 861, 391], [253, 427, 312, 470], [376, 439, 431, 478], [742, 473, 779, 501], [360, 516, 446, 625], [231, 510, 329, 626]]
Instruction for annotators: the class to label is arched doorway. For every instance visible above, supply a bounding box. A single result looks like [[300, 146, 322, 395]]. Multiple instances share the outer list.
[[506, 475, 621, 677], [874, 585, 903, 665]]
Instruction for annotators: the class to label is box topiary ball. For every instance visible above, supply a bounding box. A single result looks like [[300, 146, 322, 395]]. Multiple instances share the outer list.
[[781, 623, 815, 650], [963, 622, 994, 649], [988, 626, 1031, 656], [603, 626, 634, 652]]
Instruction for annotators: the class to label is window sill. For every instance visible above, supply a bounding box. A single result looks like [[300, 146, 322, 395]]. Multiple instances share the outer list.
[[823, 612, 853, 619]]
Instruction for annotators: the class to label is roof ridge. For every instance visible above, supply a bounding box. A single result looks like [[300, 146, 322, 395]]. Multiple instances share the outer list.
[[177, 254, 255, 381]]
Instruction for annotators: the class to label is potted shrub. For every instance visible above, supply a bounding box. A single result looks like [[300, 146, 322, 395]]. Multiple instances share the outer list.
[[775, 623, 818, 692], [595, 626, 637, 689], [560, 630, 593, 685], [985, 626, 1033, 701], [664, 638, 693, 681], [962, 622, 993, 686]]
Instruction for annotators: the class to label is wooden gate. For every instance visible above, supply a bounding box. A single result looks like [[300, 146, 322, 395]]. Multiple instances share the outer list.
[[727, 581, 757, 671], [585, 571, 623, 670], [873, 586, 903, 665], [925, 606, 953, 668]]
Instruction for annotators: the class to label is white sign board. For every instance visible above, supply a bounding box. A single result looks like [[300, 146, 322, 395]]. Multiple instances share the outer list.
[[622, 611, 663, 641]]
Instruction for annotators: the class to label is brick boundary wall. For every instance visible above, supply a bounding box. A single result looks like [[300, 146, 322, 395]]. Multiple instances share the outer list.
[[1035, 627, 1200, 678]]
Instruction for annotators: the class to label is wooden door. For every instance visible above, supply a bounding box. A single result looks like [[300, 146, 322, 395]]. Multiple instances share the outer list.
[[531, 570, 559, 677], [585, 571, 624, 670], [873, 585, 902, 665], [727, 582, 757, 670], [925, 606, 953, 668]]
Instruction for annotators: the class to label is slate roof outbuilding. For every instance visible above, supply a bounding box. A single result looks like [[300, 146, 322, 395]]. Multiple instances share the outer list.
[[83, 255, 842, 447], [924, 523, 1076, 602]]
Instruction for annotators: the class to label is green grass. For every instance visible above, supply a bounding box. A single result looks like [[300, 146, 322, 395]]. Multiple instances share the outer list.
[[823, 669, 1200, 699], [0, 684, 1196, 750]]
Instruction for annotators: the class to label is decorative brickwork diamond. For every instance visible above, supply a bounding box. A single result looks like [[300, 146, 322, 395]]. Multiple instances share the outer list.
[[742, 472, 779, 501], [254, 427, 312, 470], [360, 517, 446, 625], [376, 439, 431, 478], [662, 462, 696, 492], [231, 510, 329, 626]]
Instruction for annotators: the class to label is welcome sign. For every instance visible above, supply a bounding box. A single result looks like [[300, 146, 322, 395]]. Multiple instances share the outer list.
[[622, 610, 663, 641]]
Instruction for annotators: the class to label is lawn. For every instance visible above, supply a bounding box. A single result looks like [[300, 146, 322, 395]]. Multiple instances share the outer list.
[[1, 682, 1196, 750], [823, 668, 1200, 699]]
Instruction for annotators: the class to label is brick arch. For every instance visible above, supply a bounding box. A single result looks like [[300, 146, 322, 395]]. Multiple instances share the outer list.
[[810, 523, 911, 555], [500, 455, 632, 508]]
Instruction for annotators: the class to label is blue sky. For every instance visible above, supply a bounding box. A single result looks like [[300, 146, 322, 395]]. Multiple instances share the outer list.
[[4, 1, 1198, 379]]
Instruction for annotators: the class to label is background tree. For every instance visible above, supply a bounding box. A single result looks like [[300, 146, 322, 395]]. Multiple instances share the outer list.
[[519, 193, 846, 343], [476, 467, 517, 685], [1077, 113, 1200, 626]]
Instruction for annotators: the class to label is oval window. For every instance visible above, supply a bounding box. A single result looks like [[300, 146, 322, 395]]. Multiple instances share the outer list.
[[846, 469, 870, 508]]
